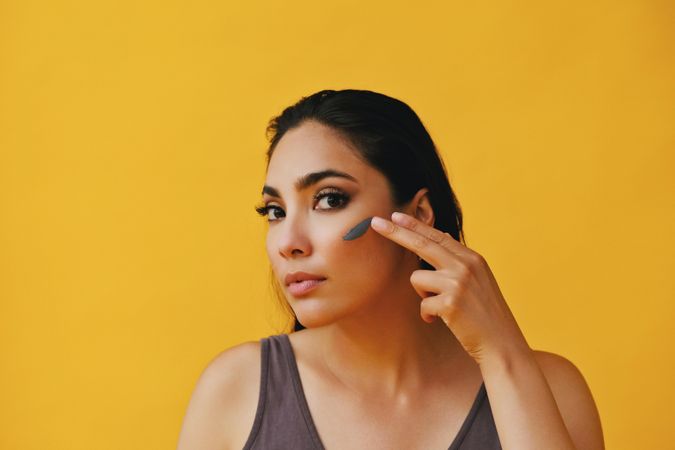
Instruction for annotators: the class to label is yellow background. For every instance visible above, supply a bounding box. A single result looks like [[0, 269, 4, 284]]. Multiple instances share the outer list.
[[1, 1, 673, 449]]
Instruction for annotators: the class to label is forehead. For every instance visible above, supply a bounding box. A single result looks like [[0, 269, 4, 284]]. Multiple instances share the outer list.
[[265, 120, 370, 185]]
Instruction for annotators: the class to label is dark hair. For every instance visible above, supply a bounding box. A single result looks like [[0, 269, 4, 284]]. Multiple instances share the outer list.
[[261, 89, 466, 333]]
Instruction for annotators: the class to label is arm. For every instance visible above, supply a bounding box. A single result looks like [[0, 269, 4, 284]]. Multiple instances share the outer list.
[[479, 344, 605, 450], [176, 341, 260, 450], [368, 212, 605, 449]]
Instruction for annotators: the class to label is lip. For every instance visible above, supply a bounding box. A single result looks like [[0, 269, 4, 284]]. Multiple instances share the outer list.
[[287, 278, 327, 297], [284, 271, 327, 286]]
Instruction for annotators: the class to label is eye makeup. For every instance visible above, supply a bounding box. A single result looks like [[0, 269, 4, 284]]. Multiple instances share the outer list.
[[342, 216, 374, 241], [254, 188, 351, 222]]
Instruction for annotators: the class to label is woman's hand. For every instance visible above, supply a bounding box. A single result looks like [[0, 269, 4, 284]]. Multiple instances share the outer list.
[[370, 211, 532, 366]]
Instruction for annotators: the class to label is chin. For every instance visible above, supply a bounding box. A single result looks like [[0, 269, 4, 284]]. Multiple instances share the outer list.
[[291, 302, 347, 329]]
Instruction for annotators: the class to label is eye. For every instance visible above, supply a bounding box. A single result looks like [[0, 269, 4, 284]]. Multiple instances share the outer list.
[[314, 188, 350, 211], [254, 204, 285, 222], [254, 187, 351, 223]]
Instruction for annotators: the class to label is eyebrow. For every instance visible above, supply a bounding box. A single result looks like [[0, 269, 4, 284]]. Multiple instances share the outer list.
[[261, 169, 358, 197]]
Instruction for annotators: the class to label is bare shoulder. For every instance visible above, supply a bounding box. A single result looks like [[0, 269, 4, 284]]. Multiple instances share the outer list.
[[532, 350, 605, 450], [176, 340, 262, 450]]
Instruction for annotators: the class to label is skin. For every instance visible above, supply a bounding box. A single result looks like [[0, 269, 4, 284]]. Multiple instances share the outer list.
[[176, 119, 605, 450]]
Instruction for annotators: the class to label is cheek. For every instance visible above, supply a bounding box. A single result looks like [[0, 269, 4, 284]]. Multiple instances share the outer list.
[[324, 229, 402, 277]]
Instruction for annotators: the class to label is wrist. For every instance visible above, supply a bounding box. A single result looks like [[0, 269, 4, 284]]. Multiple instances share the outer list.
[[478, 340, 536, 375]]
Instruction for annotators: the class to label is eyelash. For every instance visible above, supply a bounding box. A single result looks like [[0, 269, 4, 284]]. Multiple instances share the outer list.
[[254, 188, 351, 222]]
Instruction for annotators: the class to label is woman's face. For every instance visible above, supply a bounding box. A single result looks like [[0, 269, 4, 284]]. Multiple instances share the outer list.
[[260, 120, 417, 329]]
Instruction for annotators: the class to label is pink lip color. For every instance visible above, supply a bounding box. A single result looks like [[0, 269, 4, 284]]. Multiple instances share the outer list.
[[287, 278, 326, 296]]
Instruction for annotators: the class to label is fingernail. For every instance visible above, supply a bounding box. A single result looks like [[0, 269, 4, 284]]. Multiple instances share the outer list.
[[391, 211, 407, 223], [371, 216, 393, 232]]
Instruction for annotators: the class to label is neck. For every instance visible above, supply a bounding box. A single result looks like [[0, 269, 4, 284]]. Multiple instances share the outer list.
[[311, 265, 468, 401]]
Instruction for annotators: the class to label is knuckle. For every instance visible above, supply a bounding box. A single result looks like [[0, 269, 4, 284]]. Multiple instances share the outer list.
[[438, 232, 453, 246], [454, 274, 471, 294], [457, 262, 472, 279], [468, 252, 485, 268], [441, 296, 459, 318], [441, 295, 454, 310], [442, 277, 455, 292], [412, 234, 429, 251]]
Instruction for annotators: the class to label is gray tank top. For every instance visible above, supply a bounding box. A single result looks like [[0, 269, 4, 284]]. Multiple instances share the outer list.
[[242, 334, 502, 449]]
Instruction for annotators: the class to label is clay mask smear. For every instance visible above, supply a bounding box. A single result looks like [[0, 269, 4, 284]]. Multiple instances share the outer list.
[[343, 216, 374, 241]]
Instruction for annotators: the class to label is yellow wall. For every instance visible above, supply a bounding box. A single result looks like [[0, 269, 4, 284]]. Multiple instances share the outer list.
[[1, 1, 673, 449]]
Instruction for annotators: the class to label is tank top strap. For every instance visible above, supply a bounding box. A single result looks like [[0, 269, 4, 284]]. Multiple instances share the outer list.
[[242, 334, 324, 450], [451, 382, 502, 449]]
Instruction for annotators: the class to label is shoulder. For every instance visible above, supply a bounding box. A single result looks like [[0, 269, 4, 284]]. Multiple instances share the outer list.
[[177, 340, 262, 450], [532, 350, 605, 450]]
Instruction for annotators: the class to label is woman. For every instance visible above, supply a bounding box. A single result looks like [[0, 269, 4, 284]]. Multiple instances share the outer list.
[[177, 89, 605, 449]]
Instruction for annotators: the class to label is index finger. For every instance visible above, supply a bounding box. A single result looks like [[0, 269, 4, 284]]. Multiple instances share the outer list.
[[390, 212, 467, 254], [370, 215, 453, 269]]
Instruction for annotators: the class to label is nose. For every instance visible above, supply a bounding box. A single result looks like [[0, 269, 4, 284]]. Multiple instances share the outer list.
[[277, 217, 313, 260]]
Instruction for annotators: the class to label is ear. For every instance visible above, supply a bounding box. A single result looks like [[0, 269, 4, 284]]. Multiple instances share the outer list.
[[407, 188, 435, 228]]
